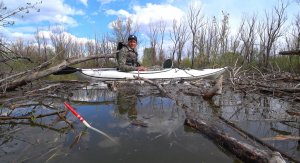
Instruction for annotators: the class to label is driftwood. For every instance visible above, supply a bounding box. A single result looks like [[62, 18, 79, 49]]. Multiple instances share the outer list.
[[203, 75, 223, 99], [1, 53, 116, 91], [184, 118, 286, 163], [135, 76, 288, 162], [218, 116, 299, 163]]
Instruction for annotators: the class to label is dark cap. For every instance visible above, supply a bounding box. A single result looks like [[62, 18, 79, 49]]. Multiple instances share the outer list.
[[128, 35, 137, 42]]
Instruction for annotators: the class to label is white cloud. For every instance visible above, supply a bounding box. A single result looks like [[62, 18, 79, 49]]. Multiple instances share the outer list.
[[97, 0, 117, 5], [79, 0, 88, 7], [132, 3, 185, 25], [1, 29, 35, 42], [106, 3, 185, 26], [106, 9, 131, 18]]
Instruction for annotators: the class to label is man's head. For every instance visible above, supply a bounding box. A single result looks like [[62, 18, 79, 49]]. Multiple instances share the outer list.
[[128, 35, 137, 49]]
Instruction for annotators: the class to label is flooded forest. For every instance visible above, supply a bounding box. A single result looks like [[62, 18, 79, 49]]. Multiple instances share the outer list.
[[1, 1, 300, 163]]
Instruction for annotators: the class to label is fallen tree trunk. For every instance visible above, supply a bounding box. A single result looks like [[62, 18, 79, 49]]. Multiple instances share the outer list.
[[1, 53, 116, 91], [184, 118, 286, 163], [136, 76, 287, 162]]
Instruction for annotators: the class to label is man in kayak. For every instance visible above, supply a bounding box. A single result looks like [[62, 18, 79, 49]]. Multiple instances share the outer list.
[[117, 35, 147, 72]]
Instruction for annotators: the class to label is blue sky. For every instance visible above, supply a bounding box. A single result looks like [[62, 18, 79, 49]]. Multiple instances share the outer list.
[[1, 0, 299, 48]]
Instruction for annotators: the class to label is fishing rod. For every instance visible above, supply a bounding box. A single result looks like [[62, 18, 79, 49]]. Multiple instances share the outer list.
[[64, 102, 116, 143]]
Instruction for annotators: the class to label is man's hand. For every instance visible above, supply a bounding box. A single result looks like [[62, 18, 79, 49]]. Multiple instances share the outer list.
[[136, 66, 147, 71]]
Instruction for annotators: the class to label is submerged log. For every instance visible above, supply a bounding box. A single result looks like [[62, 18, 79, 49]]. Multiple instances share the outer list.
[[184, 118, 286, 163], [135, 76, 290, 162], [218, 116, 299, 163]]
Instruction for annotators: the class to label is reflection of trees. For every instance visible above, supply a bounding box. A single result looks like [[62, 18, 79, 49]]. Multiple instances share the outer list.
[[0, 121, 70, 133], [70, 87, 116, 102], [0, 120, 72, 161]]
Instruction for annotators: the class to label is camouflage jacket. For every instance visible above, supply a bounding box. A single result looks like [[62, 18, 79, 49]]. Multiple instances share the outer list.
[[117, 45, 139, 72]]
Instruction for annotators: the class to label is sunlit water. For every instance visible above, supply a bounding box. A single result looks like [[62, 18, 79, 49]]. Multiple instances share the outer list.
[[0, 84, 299, 162]]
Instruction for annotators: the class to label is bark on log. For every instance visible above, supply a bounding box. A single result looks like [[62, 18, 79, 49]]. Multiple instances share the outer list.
[[184, 118, 286, 163], [218, 116, 299, 163], [203, 75, 223, 99], [135, 76, 289, 162], [1, 53, 116, 91]]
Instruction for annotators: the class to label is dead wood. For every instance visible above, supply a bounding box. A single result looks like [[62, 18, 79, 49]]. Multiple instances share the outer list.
[[203, 75, 223, 100], [218, 116, 299, 163], [0, 111, 66, 120], [70, 131, 86, 149], [0, 53, 116, 91], [135, 76, 288, 162], [130, 119, 148, 127], [0, 58, 52, 84], [262, 135, 300, 141], [184, 118, 286, 163], [286, 110, 300, 116]]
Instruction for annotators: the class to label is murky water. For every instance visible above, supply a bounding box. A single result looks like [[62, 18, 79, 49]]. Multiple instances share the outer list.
[[0, 83, 299, 162]]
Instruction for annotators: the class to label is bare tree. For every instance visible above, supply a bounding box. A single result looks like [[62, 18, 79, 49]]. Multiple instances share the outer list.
[[169, 19, 189, 66], [147, 20, 159, 65], [219, 11, 230, 56], [111, 17, 139, 43], [207, 16, 220, 63], [229, 28, 241, 56], [157, 19, 166, 65], [258, 0, 288, 66], [284, 13, 300, 51], [187, 1, 204, 68], [35, 28, 42, 59], [41, 32, 48, 61], [11, 38, 25, 56], [195, 23, 206, 53], [86, 40, 95, 56], [50, 26, 72, 59], [177, 22, 189, 66], [239, 14, 257, 63], [292, 13, 300, 50], [170, 19, 180, 61]]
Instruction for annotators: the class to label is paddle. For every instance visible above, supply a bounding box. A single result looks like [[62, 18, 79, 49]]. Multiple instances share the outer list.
[[64, 102, 117, 143], [53, 66, 80, 75]]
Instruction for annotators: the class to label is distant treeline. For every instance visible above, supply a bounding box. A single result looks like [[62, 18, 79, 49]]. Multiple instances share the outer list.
[[1, 1, 300, 73]]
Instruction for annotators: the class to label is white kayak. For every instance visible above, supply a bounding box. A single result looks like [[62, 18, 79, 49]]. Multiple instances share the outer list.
[[76, 67, 226, 81]]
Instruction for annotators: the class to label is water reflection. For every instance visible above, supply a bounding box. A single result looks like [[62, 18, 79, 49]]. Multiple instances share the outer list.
[[2, 82, 300, 162], [214, 90, 300, 159], [116, 86, 138, 120]]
